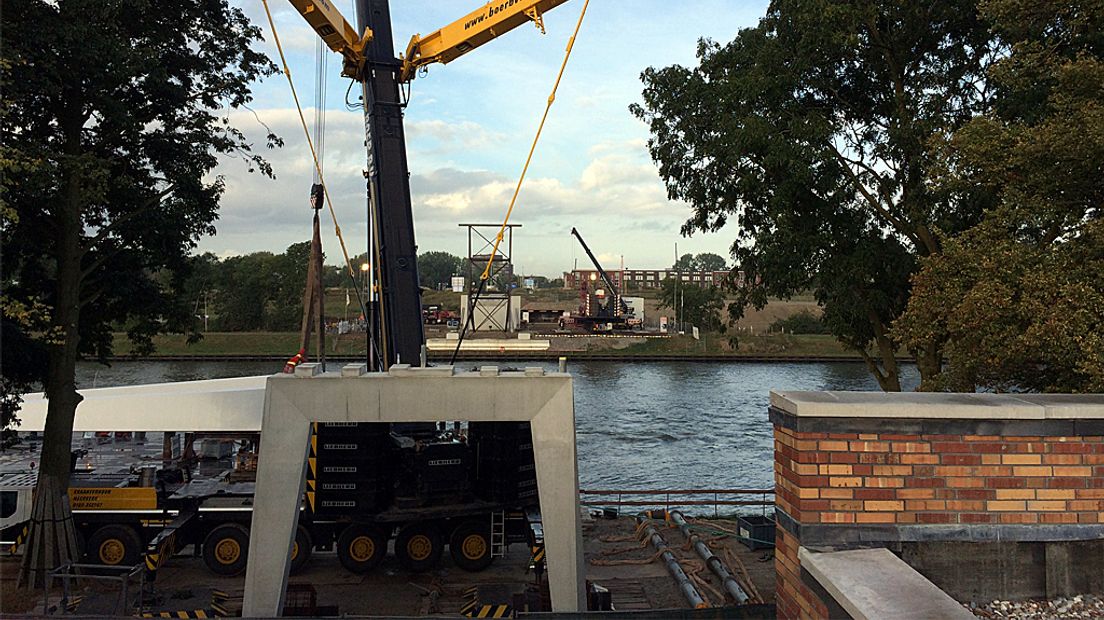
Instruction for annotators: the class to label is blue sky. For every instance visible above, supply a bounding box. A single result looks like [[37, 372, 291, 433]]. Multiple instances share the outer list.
[[207, 1, 769, 276]]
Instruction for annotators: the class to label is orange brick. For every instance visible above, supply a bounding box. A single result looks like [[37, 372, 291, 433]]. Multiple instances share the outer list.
[[855, 513, 895, 523], [897, 488, 936, 499], [896, 512, 918, 523], [1013, 466, 1053, 477], [1069, 500, 1104, 511], [900, 454, 940, 464], [965, 435, 1001, 441], [819, 440, 849, 451], [797, 488, 820, 499], [820, 488, 854, 499], [865, 500, 905, 511], [819, 464, 853, 475], [891, 442, 931, 453], [1040, 513, 1078, 524], [829, 500, 863, 511], [934, 466, 972, 477], [858, 434, 879, 440], [792, 463, 820, 475], [947, 478, 985, 488], [981, 454, 1001, 465], [1075, 489, 1104, 499], [849, 441, 889, 452], [905, 500, 945, 511], [819, 512, 856, 523], [1036, 489, 1075, 500], [1053, 466, 1092, 477], [987, 500, 1027, 511], [946, 500, 985, 511], [829, 477, 863, 488], [864, 477, 904, 488], [872, 465, 912, 476], [1027, 500, 1065, 511], [1042, 454, 1083, 465], [1002, 454, 1042, 465], [995, 489, 1036, 500], [1000, 513, 1039, 524]]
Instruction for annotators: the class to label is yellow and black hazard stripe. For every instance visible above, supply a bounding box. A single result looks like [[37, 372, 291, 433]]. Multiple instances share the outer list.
[[459, 599, 480, 617], [465, 604, 511, 618], [140, 609, 221, 618], [8, 523, 29, 553], [64, 596, 83, 613], [530, 544, 545, 564], [306, 425, 318, 513], [145, 530, 178, 573]]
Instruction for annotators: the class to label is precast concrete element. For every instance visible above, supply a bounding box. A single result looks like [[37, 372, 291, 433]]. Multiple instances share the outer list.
[[15, 376, 268, 432], [799, 548, 974, 620], [242, 364, 584, 617]]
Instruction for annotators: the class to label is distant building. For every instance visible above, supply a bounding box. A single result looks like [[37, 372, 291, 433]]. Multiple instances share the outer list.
[[562, 269, 744, 290]]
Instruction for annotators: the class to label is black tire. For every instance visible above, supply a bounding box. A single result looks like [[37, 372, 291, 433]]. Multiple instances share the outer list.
[[336, 524, 387, 574], [289, 525, 313, 574], [395, 522, 443, 573], [202, 523, 249, 576], [449, 519, 494, 572], [89, 525, 141, 567]]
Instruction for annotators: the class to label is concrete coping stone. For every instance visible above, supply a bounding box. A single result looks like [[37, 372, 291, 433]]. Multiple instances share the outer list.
[[387, 364, 455, 377], [293, 363, 321, 377], [525, 367, 546, 377], [798, 547, 974, 620], [770, 391, 1104, 420], [480, 366, 500, 377], [340, 363, 367, 377]]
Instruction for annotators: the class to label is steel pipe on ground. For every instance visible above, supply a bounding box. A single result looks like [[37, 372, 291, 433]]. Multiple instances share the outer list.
[[670, 510, 750, 605], [635, 516, 708, 609]]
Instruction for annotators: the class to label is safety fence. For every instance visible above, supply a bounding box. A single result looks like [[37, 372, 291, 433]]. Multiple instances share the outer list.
[[579, 488, 774, 519]]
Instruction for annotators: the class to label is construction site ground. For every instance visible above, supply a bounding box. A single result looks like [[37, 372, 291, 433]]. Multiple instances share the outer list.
[[0, 512, 775, 616]]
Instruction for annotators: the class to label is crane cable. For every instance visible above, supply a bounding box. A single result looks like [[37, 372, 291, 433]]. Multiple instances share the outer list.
[[260, 0, 367, 322], [451, 0, 590, 364]]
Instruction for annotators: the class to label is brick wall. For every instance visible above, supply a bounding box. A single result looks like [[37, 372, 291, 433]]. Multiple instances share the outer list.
[[771, 405, 1104, 619], [775, 428, 1104, 528]]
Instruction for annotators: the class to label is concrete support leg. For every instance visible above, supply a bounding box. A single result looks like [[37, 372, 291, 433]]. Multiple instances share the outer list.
[[242, 389, 311, 617], [531, 383, 587, 612]]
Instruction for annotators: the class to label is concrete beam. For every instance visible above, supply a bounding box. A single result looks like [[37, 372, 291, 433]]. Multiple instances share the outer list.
[[242, 365, 583, 616]]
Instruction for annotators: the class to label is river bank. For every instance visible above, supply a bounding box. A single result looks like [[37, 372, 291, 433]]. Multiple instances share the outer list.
[[109, 331, 877, 362]]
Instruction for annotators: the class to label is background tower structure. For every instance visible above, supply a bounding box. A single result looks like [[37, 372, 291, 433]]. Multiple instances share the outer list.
[[460, 223, 522, 332]]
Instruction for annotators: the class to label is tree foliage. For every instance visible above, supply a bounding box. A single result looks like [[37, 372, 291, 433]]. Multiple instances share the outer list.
[[0, 0, 276, 585], [672, 252, 727, 272], [417, 251, 463, 289], [632, 0, 997, 390], [659, 278, 726, 332], [894, 0, 1104, 392]]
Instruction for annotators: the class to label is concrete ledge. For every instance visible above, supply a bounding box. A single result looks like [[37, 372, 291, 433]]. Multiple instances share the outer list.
[[770, 391, 1104, 419], [768, 407, 1104, 437], [425, 337, 551, 351], [799, 547, 974, 620]]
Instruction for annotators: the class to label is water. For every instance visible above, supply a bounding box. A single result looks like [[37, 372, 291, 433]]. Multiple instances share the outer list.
[[74, 360, 918, 491]]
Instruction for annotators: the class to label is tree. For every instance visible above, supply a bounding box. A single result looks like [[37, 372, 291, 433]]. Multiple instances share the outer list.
[[418, 251, 463, 289], [894, 1, 1104, 392], [693, 252, 727, 272], [671, 253, 696, 271], [659, 278, 726, 332], [0, 0, 275, 586], [632, 1, 997, 390]]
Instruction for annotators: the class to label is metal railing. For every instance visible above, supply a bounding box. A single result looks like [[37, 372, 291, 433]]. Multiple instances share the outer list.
[[579, 488, 774, 518], [43, 562, 145, 616]]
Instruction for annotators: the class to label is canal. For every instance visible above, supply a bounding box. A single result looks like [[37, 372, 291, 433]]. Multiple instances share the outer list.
[[75, 360, 920, 491]]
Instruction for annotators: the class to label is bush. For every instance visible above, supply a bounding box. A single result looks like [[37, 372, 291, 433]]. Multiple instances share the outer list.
[[770, 310, 828, 334]]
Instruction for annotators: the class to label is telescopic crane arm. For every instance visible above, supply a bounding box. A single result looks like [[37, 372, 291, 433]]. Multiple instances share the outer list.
[[288, 0, 570, 81], [571, 227, 629, 315]]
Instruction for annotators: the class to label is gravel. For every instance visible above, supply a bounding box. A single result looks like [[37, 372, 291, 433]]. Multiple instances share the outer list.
[[965, 595, 1104, 618]]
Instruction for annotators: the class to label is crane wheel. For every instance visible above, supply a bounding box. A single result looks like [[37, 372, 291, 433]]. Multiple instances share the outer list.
[[395, 522, 443, 573], [289, 525, 313, 574], [88, 525, 142, 567], [202, 523, 249, 576], [449, 519, 494, 572], [336, 524, 387, 574]]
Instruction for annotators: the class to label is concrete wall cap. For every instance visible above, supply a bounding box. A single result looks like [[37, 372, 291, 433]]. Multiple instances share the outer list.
[[769, 391, 1104, 420], [341, 363, 367, 377], [799, 547, 974, 620], [480, 366, 500, 377]]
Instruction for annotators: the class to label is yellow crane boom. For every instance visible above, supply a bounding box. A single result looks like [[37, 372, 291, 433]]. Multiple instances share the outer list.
[[286, 0, 570, 82], [400, 0, 571, 82]]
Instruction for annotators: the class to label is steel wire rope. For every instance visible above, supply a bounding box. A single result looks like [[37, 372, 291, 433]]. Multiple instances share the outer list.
[[451, 0, 591, 364], [260, 0, 380, 366]]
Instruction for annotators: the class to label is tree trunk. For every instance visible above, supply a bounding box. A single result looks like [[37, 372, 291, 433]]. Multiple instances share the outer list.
[[20, 120, 85, 588], [866, 311, 902, 392], [914, 342, 944, 392]]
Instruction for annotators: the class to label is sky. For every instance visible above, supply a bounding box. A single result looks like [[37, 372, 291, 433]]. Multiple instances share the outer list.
[[207, 0, 770, 277]]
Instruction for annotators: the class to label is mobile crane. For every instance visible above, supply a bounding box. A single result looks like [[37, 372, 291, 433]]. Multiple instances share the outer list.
[[4, 0, 577, 585], [570, 227, 637, 331]]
